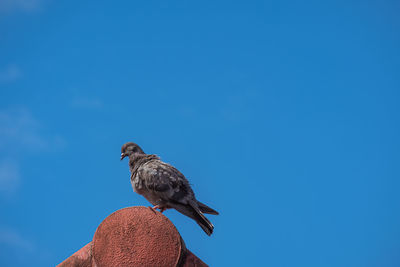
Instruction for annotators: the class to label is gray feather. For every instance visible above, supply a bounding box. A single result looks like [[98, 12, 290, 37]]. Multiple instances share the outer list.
[[121, 142, 218, 235]]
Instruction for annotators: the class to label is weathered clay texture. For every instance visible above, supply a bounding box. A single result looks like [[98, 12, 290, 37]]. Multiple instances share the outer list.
[[57, 206, 208, 267], [92, 206, 181, 267]]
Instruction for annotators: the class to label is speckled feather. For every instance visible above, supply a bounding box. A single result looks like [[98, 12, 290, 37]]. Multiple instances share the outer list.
[[136, 160, 194, 204], [121, 142, 218, 236]]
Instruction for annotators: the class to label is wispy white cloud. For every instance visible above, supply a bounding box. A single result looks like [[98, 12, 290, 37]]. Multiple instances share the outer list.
[[0, 0, 43, 13], [0, 226, 52, 265], [0, 160, 20, 196], [0, 108, 40, 197], [0, 108, 46, 150], [0, 108, 66, 197], [0, 64, 22, 83], [219, 90, 260, 123], [0, 226, 34, 253], [0, 108, 66, 151], [70, 96, 104, 110]]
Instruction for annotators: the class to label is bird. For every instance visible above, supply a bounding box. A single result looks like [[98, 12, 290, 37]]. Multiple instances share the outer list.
[[120, 142, 219, 236]]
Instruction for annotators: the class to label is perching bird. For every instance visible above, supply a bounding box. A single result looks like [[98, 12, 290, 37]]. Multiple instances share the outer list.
[[120, 142, 219, 236]]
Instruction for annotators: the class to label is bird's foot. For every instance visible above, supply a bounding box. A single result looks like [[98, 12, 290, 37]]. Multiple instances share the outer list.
[[150, 205, 166, 213]]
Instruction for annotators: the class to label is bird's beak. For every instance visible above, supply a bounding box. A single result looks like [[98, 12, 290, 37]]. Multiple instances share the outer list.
[[120, 153, 126, 160]]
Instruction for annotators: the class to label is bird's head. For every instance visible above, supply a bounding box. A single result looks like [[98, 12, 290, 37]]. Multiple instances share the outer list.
[[120, 142, 145, 160]]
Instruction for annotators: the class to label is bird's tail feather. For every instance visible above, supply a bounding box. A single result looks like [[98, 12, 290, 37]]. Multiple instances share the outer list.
[[170, 201, 214, 236], [197, 201, 219, 215], [189, 202, 214, 236]]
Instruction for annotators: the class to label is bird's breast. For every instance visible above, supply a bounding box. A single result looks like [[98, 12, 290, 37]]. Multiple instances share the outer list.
[[131, 174, 142, 193], [130, 173, 164, 206]]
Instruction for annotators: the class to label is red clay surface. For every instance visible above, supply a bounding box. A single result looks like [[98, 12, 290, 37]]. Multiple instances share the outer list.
[[92, 206, 182, 267], [57, 206, 208, 267], [58, 242, 92, 267], [183, 250, 208, 267]]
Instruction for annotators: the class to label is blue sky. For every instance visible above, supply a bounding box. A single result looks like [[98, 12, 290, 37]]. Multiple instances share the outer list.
[[1, 0, 399, 266]]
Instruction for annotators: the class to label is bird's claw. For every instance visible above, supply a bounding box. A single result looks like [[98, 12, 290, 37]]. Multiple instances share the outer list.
[[150, 205, 166, 213]]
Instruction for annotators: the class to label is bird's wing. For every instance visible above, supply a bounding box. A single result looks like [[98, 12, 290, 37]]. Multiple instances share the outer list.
[[138, 160, 215, 235], [138, 160, 194, 204]]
